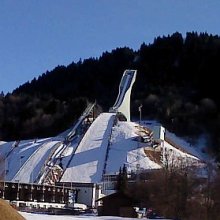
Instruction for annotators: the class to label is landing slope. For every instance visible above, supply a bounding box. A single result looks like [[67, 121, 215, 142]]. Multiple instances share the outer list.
[[61, 113, 116, 183]]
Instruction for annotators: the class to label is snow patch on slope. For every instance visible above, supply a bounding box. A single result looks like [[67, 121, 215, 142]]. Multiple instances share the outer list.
[[106, 121, 161, 174]]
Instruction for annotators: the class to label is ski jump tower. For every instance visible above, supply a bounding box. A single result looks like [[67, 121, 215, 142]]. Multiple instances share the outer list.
[[109, 69, 137, 121]]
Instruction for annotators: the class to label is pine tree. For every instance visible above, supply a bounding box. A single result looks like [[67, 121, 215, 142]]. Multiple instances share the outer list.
[[116, 165, 128, 193]]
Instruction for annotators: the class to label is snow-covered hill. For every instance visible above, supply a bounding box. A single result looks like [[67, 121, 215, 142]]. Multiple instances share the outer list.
[[0, 112, 209, 186]]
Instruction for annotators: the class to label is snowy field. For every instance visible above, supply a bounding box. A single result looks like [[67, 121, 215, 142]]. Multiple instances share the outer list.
[[19, 212, 171, 220], [19, 212, 135, 219]]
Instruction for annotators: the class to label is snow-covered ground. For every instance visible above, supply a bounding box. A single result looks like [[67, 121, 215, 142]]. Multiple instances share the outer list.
[[19, 212, 171, 220], [143, 120, 210, 162], [106, 121, 161, 174]]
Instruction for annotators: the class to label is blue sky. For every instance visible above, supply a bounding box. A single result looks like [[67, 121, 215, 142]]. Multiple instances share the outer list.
[[0, 1, 220, 94]]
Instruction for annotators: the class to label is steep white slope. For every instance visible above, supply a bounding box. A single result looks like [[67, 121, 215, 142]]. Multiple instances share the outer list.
[[61, 113, 116, 183]]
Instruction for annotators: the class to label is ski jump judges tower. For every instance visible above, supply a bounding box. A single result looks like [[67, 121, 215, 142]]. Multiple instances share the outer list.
[[109, 69, 137, 121]]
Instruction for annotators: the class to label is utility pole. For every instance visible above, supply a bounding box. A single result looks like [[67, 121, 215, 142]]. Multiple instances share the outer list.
[[16, 155, 24, 200], [138, 104, 143, 125], [30, 171, 34, 201], [2, 158, 7, 199], [136, 104, 143, 180]]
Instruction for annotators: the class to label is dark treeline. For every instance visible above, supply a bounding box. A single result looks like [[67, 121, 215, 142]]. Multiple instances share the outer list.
[[118, 165, 220, 220], [1, 31, 220, 160]]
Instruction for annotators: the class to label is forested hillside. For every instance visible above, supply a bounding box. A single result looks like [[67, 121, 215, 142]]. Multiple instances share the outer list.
[[1, 32, 220, 160]]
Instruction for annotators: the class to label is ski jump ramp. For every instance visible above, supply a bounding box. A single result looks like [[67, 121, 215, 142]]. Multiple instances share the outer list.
[[61, 69, 137, 183], [109, 69, 137, 121]]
